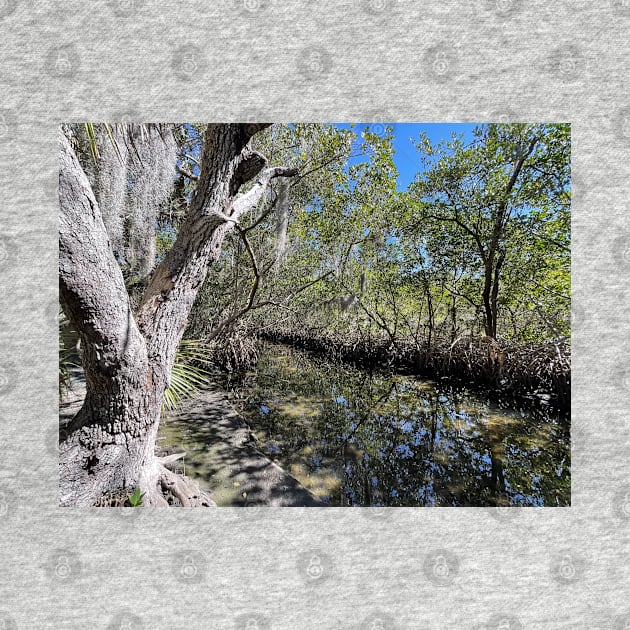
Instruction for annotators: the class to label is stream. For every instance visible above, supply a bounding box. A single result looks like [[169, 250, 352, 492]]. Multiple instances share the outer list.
[[166, 342, 571, 507]]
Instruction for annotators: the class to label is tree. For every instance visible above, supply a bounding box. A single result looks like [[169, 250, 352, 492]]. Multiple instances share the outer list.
[[408, 123, 570, 340], [251, 124, 401, 339], [59, 123, 296, 507]]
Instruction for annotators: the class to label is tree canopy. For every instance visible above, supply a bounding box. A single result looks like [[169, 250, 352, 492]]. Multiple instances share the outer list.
[[59, 121, 570, 507], [176, 123, 570, 350]]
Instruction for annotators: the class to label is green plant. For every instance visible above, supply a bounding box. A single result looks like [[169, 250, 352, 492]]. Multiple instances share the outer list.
[[128, 486, 144, 507], [162, 338, 214, 412], [82, 122, 124, 165]]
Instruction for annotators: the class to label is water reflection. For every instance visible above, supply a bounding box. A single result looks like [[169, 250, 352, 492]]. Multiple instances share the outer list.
[[228, 343, 570, 507]]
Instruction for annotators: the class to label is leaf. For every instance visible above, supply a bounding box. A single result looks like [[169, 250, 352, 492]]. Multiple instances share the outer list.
[[128, 486, 144, 507], [162, 338, 214, 412], [83, 123, 99, 165]]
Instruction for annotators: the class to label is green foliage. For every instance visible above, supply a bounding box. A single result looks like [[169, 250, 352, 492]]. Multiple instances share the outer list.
[[128, 486, 144, 507], [162, 339, 214, 412], [404, 123, 570, 341], [184, 122, 569, 349], [152, 123, 569, 371]]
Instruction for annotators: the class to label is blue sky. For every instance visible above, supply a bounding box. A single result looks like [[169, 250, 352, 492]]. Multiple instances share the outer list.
[[334, 122, 478, 191]]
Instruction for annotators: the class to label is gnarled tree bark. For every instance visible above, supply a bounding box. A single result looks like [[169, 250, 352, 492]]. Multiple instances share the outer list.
[[59, 124, 296, 506]]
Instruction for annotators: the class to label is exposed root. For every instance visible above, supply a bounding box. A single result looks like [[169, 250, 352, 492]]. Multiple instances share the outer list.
[[92, 461, 217, 508], [260, 327, 571, 411], [158, 464, 216, 507]]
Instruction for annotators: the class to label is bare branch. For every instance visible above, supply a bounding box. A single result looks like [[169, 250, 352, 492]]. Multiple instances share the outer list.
[[231, 165, 298, 221], [242, 193, 279, 233], [286, 270, 335, 300], [176, 165, 198, 180], [442, 283, 481, 310], [183, 153, 200, 166], [206, 228, 262, 341]]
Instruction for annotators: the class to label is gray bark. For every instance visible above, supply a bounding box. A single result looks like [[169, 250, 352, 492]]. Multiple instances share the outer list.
[[274, 178, 290, 270], [59, 124, 296, 506], [59, 131, 153, 505]]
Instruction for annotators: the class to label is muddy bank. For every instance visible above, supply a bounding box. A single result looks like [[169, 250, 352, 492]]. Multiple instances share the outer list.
[[258, 327, 570, 411]]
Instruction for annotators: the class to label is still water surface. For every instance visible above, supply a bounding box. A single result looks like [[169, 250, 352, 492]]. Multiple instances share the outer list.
[[226, 343, 570, 507]]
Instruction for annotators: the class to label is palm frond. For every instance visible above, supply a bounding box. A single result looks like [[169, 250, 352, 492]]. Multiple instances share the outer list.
[[162, 338, 214, 412], [83, 122, 99, 164], [82, 122, 130, 166]]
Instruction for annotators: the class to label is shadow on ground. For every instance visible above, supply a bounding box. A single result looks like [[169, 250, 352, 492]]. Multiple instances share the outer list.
[[60, 370, 323, 506], [159, 389, 324, 507]]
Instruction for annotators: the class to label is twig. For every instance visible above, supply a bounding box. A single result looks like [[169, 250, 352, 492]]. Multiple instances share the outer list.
[[177, 165, 199, 181]]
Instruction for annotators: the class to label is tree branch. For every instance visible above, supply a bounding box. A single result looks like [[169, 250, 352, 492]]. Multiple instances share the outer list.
[[442, 283, 481, 310], [241, 192, 280, 233], [58, 130, 147, 376], [231, 165, 298, 221], [135, 125, 296, 363], [176, 165, 198, 180], [290, 150, 361, 187], [425, 212, 487, 262], [205, 228, 262, 341]]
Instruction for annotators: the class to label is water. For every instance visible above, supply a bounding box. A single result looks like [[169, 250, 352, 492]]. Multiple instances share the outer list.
[[226, 342, 570, 507]]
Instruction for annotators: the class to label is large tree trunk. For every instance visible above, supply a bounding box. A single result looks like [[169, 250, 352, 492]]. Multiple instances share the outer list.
[[59, 124, 296, 507]]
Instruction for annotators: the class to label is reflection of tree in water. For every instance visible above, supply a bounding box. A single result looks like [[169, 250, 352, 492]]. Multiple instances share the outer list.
[[232, 343, 570, 507]]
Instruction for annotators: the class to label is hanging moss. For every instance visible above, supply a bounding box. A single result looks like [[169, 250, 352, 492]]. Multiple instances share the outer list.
[[125, 124, 178, 278], [92, 126, 129, 260], [80, 123, 178, 278], [274, 178, 290, 271]]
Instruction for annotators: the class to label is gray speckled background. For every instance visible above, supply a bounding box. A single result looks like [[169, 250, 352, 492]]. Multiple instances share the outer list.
[[0, 1, 628, 628]]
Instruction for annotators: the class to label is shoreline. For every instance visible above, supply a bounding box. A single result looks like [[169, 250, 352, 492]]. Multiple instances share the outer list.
[[60, 371, 324, 507], [158, 387, 325, 507], [258, 329, 571, 413]]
